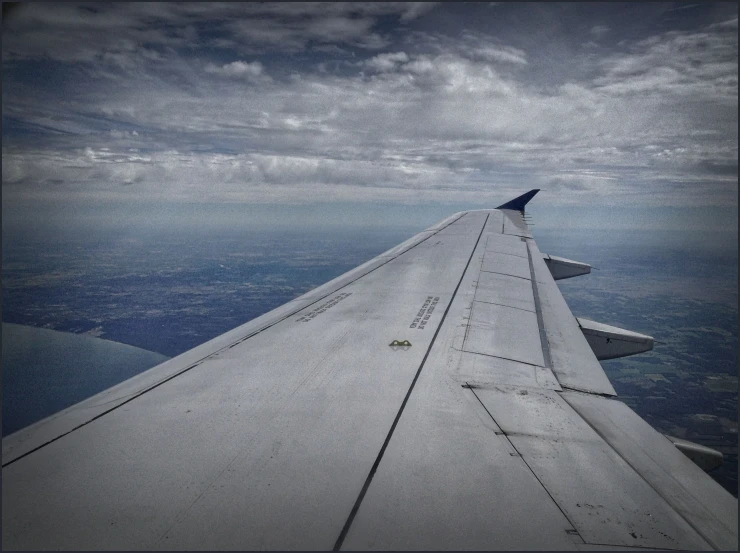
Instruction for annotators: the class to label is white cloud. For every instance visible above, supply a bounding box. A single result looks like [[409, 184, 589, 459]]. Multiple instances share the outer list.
[[399, 3, 438, 22], [396, 54, 516, 95], [590, 25, 610, 39], [594, 24, 737, 99], [2, 2, 438, 62], [471, 45, 528, 65], [709, 17, 738, 30], [205, 61, 267, 81], [364, 52, 409, 72], [2, 5, 737, 214]]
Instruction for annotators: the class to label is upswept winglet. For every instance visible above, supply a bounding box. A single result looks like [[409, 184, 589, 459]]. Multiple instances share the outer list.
[[496, 189, 540, 212]]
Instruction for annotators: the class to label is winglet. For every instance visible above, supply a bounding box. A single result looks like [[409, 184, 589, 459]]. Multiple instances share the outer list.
[[496, 189, 540, 212]]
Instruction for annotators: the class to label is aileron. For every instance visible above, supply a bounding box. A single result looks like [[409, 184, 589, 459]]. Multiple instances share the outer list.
[[528, 239, 618, 396]]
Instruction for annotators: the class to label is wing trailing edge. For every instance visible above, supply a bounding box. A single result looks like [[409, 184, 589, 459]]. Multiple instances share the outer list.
[[496, 189, 540, 212]]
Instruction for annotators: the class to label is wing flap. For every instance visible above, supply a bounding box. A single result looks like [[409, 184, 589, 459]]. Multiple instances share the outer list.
[[481, 251, 531, 279], [475, 271, 536, 312], [472, 385, 714, 550], [457, 352, 562, 390], [544, 253, 592, 280], [528, 240, 618, 396], [563, 392, 738, 551], [463, 302, 545, 366], [484, 232, 529, 257]]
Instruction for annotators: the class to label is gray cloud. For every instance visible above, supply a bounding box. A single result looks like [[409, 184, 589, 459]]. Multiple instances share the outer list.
[[2, 3, 435, 63], [204, 60, 269, 82], [2, 3, 737, 216], [595, 24, 737, 99], [364, 52, 410, 72], [471, 45, 528, 65]]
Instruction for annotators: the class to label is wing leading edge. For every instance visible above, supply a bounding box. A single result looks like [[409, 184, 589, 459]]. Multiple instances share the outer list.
[[2, 191, 737, 550]]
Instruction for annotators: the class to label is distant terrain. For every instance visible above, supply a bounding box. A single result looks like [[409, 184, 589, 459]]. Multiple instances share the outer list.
[[2, 223, 737, 496]]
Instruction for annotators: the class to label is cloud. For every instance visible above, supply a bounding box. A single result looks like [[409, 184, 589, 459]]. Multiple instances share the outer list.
[[471, 45, 528, 65], [594, 20, 737, 99], [364, 52, 409, 72], [109, 129, 139, 139], [2, 2, 439, 62], [590, 25, 610, 39], [1, 146, 472, 205], [224, 13, 392, 52], [410, 30, 529, 68], [399, 3, 438, 21], [2, 4, 737, 215], [396, 54, 517, 95], [204, 61, 267, 81], [709, 17, 737, 30]]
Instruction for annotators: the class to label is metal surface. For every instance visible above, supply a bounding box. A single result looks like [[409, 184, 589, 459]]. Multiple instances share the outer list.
[[456, 352, 562, 391], [484, 233, 528, 258], [3, 195, 737, 551], [563, 392, 737, 551], [528, 240, 618, 396], [543, 254, 592, 280], [474, 271, 535, 312], [474, 386, 714, 550], [577, 317, 654, 360], [463, 301, 545, 366], [481, 251, 531, 280], [342, 217, 579, 550], [3, 213, 485, 550], [1, 213, 466, 465], [502, 209, 533, 238], [666, 434, 724, 473]]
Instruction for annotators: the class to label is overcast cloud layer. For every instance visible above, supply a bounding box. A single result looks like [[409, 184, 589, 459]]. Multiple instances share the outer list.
[[2, 2, 738, 220]]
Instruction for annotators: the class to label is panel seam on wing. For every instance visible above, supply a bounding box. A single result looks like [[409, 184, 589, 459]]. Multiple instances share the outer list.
[[560, 392, 723, 550], [479, 269, 531, 281], [332, 213, 491, 551], [485, 250, 529, 259], [466, 385, 585, 543], [526, 240, 553, 370], [469, 299, 536, 313]]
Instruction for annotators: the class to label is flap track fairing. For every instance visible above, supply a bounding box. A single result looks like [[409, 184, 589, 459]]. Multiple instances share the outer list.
[[543, 254, 591, 280], [577, 317, 654, 360], [664, 434, 724, 473]]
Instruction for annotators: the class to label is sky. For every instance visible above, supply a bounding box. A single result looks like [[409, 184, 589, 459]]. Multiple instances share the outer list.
[[2, 2, 738, 233]]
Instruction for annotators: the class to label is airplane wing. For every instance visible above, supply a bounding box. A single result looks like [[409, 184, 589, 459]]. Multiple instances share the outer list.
[[2, 191, 737, 550]]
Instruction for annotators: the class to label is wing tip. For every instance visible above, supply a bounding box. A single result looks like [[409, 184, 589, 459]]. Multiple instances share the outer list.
[[496, 189, 540, 212]]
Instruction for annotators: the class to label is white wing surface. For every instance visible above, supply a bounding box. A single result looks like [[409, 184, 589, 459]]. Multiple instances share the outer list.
[[2, 191, 737, 550]]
